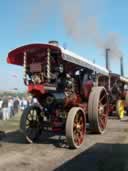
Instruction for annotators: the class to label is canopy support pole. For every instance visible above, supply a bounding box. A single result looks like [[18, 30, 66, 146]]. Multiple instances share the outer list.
[[47, 48, 51, 83], [23, 51, 27, 83]]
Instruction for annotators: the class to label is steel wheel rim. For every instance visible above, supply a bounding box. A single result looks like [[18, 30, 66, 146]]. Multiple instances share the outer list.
[[73, 111, 85, 147], [98, 91, 108, 131], [25, 108, 40, 141]]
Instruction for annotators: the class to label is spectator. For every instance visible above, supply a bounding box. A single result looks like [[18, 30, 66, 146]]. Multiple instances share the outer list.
[[0, 98, 3, 119], [2, 98, 9, 120], [13, 97, 20, 115], [20, 97, 28, 111], [0, 98, 3, 109], [32, 97, 38, 105], [20, 98, 24, 111], [8, 97, 14, 117]]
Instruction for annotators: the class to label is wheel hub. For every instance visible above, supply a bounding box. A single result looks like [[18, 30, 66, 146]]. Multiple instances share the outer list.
[[99, 105, 104, 115], [76, 124, 81, 129], [29, 120, 38, 128]]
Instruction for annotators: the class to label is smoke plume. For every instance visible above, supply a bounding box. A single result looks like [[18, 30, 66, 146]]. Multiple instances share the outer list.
[[22, 0, 52, 31], [59, 0, 122, 58], [22, 0, 123, 59]]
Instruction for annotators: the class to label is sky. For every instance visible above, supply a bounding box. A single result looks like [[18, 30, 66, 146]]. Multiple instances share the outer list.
[[0, 0, 128, 91]]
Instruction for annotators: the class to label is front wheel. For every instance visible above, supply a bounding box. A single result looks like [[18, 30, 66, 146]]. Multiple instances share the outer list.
[[66, 107, 86, 149], [20, 106, 42, 143]]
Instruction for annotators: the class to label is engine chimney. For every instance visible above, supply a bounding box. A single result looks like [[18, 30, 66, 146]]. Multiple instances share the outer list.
[[105, 48, 110, 71], [120, 56, 124, 76], [48, 40, 59, 46]]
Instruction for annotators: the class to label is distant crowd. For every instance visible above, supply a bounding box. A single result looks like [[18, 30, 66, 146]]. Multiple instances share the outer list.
[[0, 96, 38, 120]]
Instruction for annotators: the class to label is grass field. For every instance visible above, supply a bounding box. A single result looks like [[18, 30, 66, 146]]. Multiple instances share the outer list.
[[0, 112, 21, 132]]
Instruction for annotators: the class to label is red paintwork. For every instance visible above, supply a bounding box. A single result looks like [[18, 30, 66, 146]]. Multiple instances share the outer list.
[[7, 43, 79, 73], [109, 104, 114, 113], [79, 103, 88, 112], [52, 119, 64, 132], [28, 84, 47, 95], [65, 94, 81, 107], [7, 44, 62, 66], [83, 80, 93, 98]]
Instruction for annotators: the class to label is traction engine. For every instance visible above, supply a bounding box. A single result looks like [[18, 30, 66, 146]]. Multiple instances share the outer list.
[[7, 41, 109, 148]]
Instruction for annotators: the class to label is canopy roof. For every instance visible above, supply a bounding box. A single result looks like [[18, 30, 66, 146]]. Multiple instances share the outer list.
[[120, 76, 128, 83], [110, 73, 128, 83], [7, 44, 61, 66], [7, 43, 109, 75]]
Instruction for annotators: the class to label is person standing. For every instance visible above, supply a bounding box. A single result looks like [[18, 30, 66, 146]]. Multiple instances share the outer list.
[[2, 98, 8, 120], [13, 97, 20, 115], [8, 97, 14, 118], [0, 98, 3, 119]]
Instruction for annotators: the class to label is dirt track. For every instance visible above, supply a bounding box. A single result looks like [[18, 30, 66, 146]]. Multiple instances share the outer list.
[[1, 118, 128, 171]]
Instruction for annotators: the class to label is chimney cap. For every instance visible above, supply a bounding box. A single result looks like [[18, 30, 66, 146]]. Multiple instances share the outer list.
[[48, 40, 59, 46]]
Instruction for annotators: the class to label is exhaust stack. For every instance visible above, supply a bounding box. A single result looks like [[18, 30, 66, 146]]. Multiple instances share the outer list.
[[105, 48, 110, 71], [120, 56, 124, 76], [48, 40, 59, 46]]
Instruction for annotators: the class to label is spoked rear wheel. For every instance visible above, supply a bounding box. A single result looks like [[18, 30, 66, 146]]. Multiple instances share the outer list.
[[66, 107, 86, 149], [88, 87, 108, 134], [20, 106, 42, 143]]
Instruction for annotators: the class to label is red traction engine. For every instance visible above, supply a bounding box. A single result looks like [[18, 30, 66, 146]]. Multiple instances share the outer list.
[[97, 73, 128, 119], [108, 74, 128, 119], [7, 41, 109, 148]]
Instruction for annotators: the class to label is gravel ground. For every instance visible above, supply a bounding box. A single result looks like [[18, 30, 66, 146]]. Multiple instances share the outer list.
[[0, 117, 128, 171]]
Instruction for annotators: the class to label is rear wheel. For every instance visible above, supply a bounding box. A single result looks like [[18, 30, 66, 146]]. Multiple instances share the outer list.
[[88, 87, 108, 134], [116, 100, 125, 119], [20, 106, 42, 143], [66, 107, 86, 149]]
